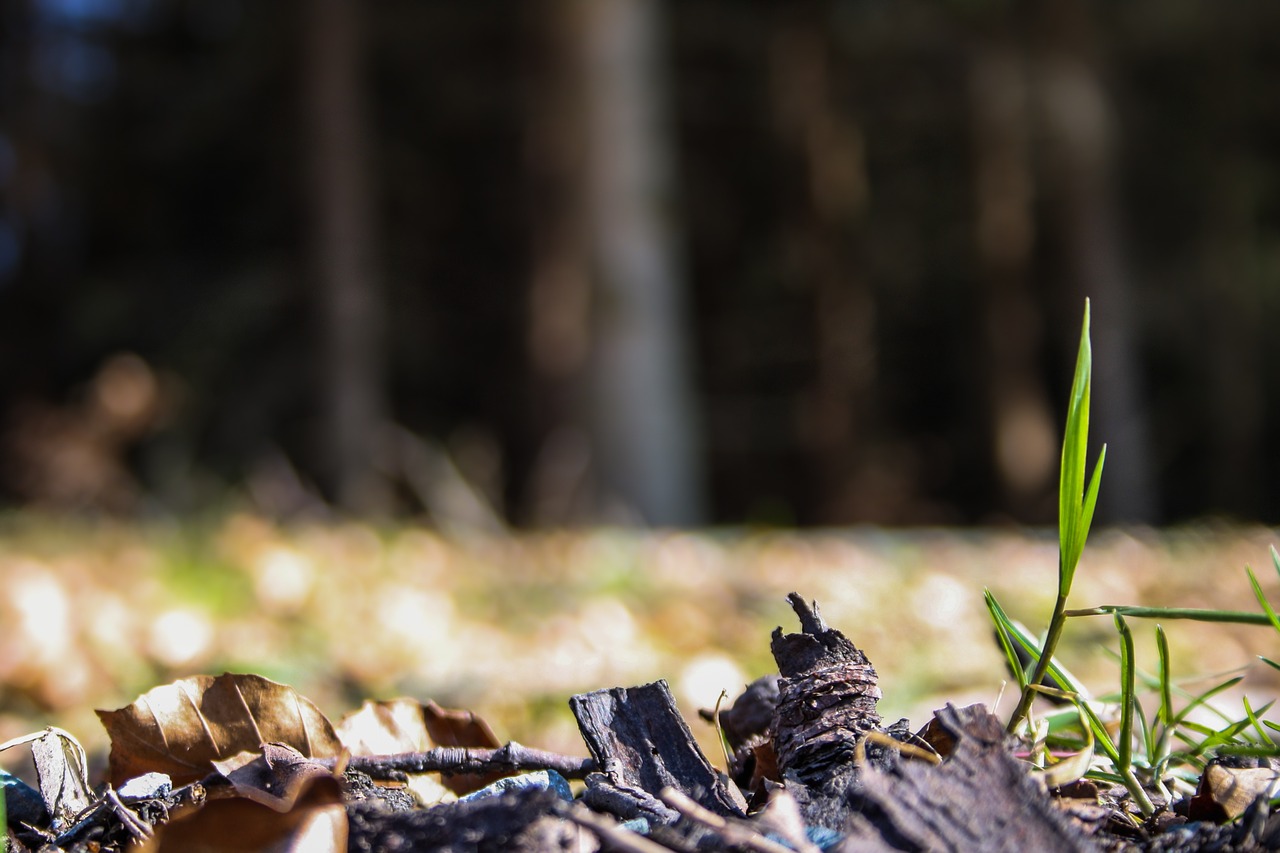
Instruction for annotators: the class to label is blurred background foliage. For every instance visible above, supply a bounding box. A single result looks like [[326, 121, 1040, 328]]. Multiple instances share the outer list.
[[3, 0, 1280, 529]]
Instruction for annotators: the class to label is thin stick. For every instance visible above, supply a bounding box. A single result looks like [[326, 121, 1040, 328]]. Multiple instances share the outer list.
[[322, 742, 597, 780]]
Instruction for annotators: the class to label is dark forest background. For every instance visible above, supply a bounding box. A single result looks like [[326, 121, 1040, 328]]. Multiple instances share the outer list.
[[2, 0, 1279, 529]]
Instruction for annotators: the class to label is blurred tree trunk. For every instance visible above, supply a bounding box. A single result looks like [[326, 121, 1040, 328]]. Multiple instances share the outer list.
[[969, 34, 1058, 520], [522, 0, 594, 524], [303, 0, 390, 514], [578, 0, 705, 525], [1200, 19, 1263, 516], [770, 9, 878, 524], [1036, 3, 1156, 523]]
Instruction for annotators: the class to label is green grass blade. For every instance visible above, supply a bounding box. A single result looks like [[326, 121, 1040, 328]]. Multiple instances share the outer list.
[[1246, 566, 1280, 634], [1242, 696, 1275, 746], [1058, 299, 1093, 593], [986, 590, 1030, 689], [1077, 699, 1121, 764], [1156, 625, 1173, 730], [1168, 675, 1246, 730], [1114, 614, 1135, 772], [997, 612, 1090, 696], [1065, 605, 1273, 625], [1260, 656, 1280, 673], [1077, 447, 1107, 567]]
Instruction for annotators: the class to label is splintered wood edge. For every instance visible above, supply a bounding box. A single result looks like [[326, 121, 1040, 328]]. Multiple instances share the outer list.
[[785, 592, 827, 634]]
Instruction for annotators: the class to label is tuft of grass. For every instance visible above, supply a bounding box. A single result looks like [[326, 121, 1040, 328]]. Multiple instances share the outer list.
[[1001, 300, 1105, 736], [986, 299, 1280, 819]]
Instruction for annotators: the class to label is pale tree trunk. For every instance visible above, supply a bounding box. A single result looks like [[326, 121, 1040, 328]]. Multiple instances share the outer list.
[[578, 0, 705, 526], [303, 0, 390, 514], [1036, 5, 1155, 523], [969, 37, 1059, 519]]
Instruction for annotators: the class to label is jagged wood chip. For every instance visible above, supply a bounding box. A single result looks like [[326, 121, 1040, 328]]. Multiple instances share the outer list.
[[97, 673, 342, 787]]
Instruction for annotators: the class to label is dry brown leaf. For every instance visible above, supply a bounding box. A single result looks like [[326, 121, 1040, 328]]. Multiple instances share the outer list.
[[98, 673, 342, 787], [129, 774, 347, 853], [212, 743, 337, 812], [421, 699, 500, 750], [334, 697, 502, 796], [334, 698, 432, 755], [1190, 763, 1280, 822]]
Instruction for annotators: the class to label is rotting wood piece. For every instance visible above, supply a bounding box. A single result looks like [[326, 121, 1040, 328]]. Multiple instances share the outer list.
[[570, 680, 745, 820], [770, 593, 883, 791], [345, 786, 582, 853], [841, 704, 1100, 853]]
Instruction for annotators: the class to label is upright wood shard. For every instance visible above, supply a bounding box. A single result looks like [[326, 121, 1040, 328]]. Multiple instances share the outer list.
[[770, 593, 882, 789], [570, 680, 744, 818]]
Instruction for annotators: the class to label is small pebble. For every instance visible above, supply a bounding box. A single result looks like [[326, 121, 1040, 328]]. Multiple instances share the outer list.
[[118, 772, 173, 801], [459, 769, 574, 803]]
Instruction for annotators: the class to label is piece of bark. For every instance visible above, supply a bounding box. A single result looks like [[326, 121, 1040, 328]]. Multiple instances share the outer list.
[[571, 680, 745, 819], [840, 704, 1100, 853], [581, 775, 681, 827], [345, 786, 578, 853], [769, 593, 882, 792]]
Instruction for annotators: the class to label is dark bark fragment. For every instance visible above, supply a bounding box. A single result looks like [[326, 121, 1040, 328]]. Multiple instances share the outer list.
[[581, 774, 681, 826], [841, 704, 1099, 853], [345, 786, 578, 853], [570, 680, 745, 819], [770, 593, 882, 792]]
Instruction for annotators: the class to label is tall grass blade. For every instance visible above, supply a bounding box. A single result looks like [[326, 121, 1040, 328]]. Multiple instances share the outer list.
[[1156, 625, 1173, 730], [1168, 675, 1246, 731], [1058, 299, 1093, 593], [986, 590, 1030, 689], [1114, 614, 1135, 773], [1066, 605, 1272, 625], [1246, 566, 1280, 634], [1242, 696, 1275, 746], [1077, 448, 1106, 567], [1009, 299, 1101, 735], [996, 609, 1090, 696]]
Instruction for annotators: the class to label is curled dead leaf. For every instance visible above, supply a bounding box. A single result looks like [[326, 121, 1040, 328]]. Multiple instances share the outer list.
[[130, 773, 347, 853], [336, 698, 502, 795], [212, 743, 338, 813], [1190, 762, 1280, 822], [98, 673, 342, 787]]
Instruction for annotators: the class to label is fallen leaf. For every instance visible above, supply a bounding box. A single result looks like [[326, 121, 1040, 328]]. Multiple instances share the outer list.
[[421, 699, 500, 751], [130, 774, 347, 853], [335, 698, 431, 755], [98, 673, 342, 787], [1189, 763, 1280, 822], [335, 698, 502, 795], [212, 743, 337, 812]]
